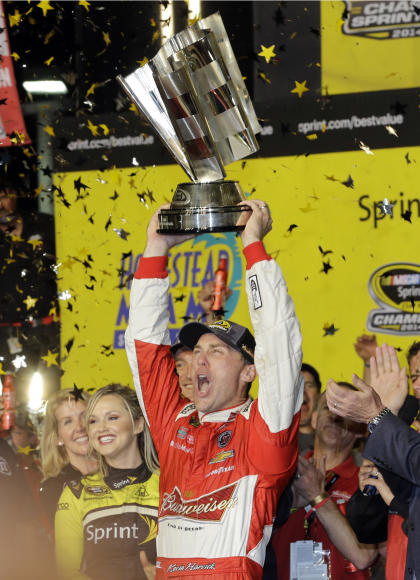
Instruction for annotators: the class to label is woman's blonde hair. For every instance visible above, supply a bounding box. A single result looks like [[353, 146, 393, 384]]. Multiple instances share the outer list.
[[40, 388, 89, 480], [85, 384, 159, 477]]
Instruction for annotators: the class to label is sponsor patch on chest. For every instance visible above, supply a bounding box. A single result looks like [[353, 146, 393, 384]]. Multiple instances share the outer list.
[[209, 449, 234, 464], [177, 427, 188, 440], [160, 483, 238, 521], [217, 430, 232, 448]]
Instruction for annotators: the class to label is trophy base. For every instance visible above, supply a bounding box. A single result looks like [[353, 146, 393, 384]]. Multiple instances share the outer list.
[[157, 181, 251, 234]]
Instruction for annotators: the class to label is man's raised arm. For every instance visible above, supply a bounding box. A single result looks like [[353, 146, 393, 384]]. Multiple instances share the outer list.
[[239, 199, 303, 441], [124, 208, 194, 448]]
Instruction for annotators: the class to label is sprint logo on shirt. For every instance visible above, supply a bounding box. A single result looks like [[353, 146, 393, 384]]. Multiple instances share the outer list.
[[86, 522, 141, 544]]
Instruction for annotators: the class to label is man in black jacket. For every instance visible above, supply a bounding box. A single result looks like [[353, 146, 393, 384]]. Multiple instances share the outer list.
[[326, 343, 420, 580]]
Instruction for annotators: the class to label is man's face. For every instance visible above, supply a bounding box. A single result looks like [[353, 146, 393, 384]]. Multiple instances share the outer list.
[[191, 333, 253, 414], [174, 347, 194, 401], [300, 371, 319, 428], [409, 351, 420, 399], [11, 425, 35, 450], [313, 394, 361, 449]]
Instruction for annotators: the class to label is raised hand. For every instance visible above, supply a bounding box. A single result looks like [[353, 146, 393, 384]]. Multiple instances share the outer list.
[[143, 205, 196, 257], [354, 334, 377, 362], [238, 199, 273, 248], [326, 375, 384, 423], [294, 454, 326, 504], [369, 344, 408, 414]]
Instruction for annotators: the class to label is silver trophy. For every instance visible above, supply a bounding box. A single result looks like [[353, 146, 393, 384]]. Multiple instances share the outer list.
[[117, 12, 261, 233]]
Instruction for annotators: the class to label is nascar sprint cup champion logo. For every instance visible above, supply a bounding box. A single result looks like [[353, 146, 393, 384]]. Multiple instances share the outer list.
[[342, 1, 420, 39], [367, 263, 420, 335]]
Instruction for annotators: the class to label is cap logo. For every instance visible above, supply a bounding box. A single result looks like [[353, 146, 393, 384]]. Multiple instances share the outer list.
[[209, 320, 231, 332]]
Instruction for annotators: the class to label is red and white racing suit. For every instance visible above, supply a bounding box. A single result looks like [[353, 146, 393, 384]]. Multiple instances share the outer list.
[[125, 241, 303, 579]]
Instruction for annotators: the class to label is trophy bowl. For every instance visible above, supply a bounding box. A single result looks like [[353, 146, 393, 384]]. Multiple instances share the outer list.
[[157, 181, 252, 233]]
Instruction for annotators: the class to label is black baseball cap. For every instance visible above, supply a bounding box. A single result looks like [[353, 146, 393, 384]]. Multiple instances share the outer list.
[[170, 341, 191, 356], [178, 320, 255, 363]]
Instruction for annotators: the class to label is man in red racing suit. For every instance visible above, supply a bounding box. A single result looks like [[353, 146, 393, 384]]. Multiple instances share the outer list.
[[125, 200, 303, 578]]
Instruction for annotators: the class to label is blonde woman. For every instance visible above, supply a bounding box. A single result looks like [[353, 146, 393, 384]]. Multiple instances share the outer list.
[[55, 384, 159, 580], [40, 388, 98, 529]]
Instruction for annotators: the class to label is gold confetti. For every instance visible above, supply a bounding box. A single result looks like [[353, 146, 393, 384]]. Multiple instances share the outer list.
[[44, 125, 56, 137], [8, 9, 22, 27], [79, 0, 90, 11], [24, 296, 38, 310], [258, 71, 271, 84], [87, 119, 100, 137], [44, 29, 55, 44], [41, 350, 59, 367], [291, 80, 309, 98], [258, 44, 276, 64], [37, 1, 54, 17], [86, 82, 98, 97]]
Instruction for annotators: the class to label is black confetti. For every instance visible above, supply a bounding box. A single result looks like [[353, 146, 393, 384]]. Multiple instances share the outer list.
[[402, 209, 412, 223], [323, 324, 339, 336], [318, 245, 332, 257], [321, 260, 333, 274], [71, 385, 84, 401], [65, 337, 75, 354], [341, 175, 354, 189]]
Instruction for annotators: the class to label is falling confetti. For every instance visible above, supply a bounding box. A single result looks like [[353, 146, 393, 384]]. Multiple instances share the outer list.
[[321, 260, 333, 274], [318, 246, 332, 257], [71, 385, 85, 401], [385, 125, 398, 137], [258, 44, 276, 64], [113, 228, 130, 240], [341, 175, 354, 189], [291, 80, 309, 98], [358, 140, 374, 155], [379, 198, 395, 217], [12, 355, 27, 369], [58, 290, 72, 300], [323, 323, 339, 336], [401, 210, 412, 223], [41, 350, 59, 367], [23, 295, 38, 310], [37, 1, 54, 17]]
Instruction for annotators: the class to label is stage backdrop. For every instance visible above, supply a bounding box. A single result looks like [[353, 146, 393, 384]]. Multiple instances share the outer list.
[[54, 144, 420, 396]]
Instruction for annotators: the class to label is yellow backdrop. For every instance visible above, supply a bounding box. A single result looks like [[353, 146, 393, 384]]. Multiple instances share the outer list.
[[54, 145, 420, 395], [321, 1, 420, 94]]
